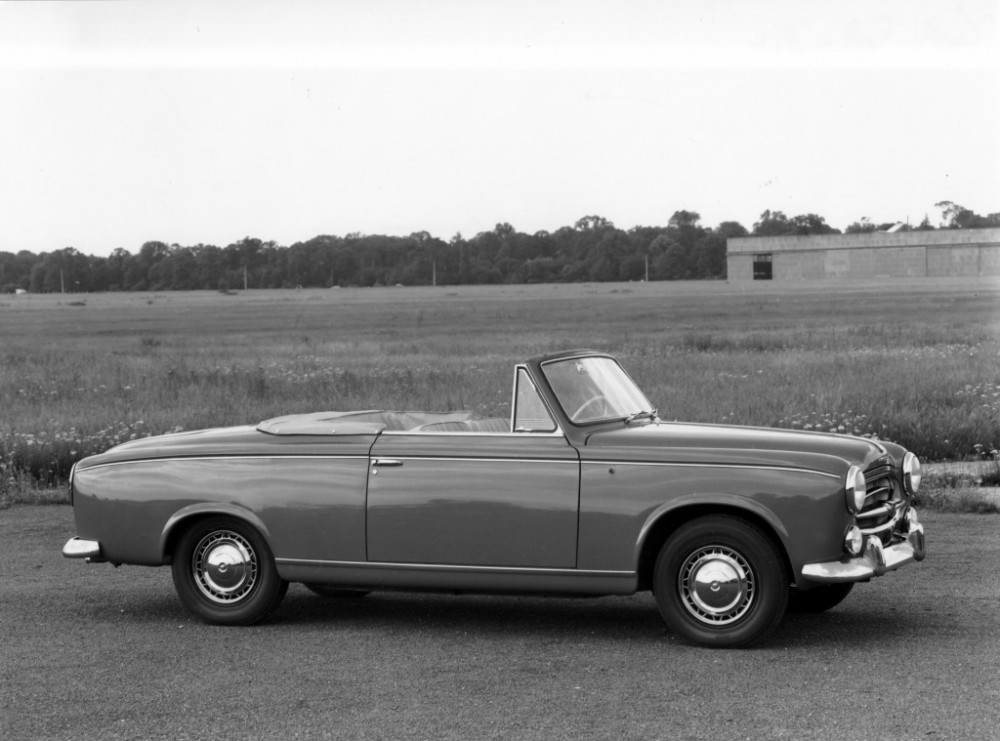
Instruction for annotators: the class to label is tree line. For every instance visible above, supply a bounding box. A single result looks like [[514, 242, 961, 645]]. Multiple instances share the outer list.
[[2, 203, 997, 293]]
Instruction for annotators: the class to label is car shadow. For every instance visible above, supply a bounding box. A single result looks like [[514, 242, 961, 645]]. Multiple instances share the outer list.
[[271, 585, 938, 649], [60, 581, 942, 650], [274, 586, 669, 641]]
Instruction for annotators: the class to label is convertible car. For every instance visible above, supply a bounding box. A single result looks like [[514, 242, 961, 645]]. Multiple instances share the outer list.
[[63, 350, 926, 647]]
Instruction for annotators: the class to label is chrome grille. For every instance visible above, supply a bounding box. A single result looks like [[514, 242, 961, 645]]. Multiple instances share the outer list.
[[857, 462, 904, 544]]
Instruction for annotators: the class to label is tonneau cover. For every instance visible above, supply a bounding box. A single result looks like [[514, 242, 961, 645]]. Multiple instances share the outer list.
[[257, 410, 478, 435]]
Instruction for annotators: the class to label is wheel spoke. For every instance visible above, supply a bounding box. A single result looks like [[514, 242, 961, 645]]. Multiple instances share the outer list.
[[193, 530, 258, 604], [679, 546, 755, 625]]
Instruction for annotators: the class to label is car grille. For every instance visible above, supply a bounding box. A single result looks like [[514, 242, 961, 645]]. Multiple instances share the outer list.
[[857, 462, 905, 545]]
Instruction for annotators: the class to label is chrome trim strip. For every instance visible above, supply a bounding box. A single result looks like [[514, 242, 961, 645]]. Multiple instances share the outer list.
[[276, 557, 633, 578], [373, 456, 578, 465], [79, 454, 835, 479], [583, 460, 841, 479], [382, 430, 566, 438], [859, 500, 906, 535], [866, 486, 892, 499], [74, 454, 369, 472], [856, 503, 893, 520], [78, 452, 579, 473]]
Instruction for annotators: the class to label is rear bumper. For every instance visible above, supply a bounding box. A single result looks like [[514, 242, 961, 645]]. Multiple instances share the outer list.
[[801, 509, 925, 583], [63, 537, 104, 562]]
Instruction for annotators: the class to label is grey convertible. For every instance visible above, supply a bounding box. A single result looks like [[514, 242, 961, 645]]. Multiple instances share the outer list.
[[63, 350, 926, 647]]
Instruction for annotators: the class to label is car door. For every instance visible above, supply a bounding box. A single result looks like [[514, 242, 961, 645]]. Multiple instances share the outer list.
[[366, 432, 580, 568], [366, 371, 580, 568]]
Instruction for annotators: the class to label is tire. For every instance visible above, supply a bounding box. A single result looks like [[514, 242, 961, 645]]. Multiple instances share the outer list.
[[303, 583, 371, 599], [653, 515, 789, 648], [787, 582, 854, 613], [171, 517, 288, 625]]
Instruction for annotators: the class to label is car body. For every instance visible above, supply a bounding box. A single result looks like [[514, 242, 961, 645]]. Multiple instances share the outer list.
[[64, 350, 926, 647]]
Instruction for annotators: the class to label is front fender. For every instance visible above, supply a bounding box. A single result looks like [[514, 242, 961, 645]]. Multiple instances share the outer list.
[[578, 461, 850, 579], [633, 492, 792, 566]]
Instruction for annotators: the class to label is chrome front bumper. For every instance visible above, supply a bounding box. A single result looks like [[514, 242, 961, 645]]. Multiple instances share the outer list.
[[801, 509, 926, 583], [63, 537, 103, 562]]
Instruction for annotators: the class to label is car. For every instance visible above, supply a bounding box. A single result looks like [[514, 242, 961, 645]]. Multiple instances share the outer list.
[[63, 350, 926, 647]]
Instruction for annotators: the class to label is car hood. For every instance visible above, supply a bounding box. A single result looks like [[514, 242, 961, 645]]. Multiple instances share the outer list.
[[583, 421, 889, 475]]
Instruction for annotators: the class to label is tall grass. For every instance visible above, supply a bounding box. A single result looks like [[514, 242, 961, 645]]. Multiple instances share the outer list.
[[1, 279, 997, 502]]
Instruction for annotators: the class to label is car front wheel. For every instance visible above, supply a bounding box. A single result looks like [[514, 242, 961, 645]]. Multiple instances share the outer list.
[[653, 515, 789, 648], [171, 517, 288, 625]]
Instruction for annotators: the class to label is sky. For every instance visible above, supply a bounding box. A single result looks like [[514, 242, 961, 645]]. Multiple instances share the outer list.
[[1, 0, 998, 257]]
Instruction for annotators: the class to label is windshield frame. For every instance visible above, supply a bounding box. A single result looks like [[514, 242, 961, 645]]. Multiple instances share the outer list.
[[540, 355, 655, 426]]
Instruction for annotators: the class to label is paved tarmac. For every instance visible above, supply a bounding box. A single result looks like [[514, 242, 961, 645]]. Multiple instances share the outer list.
[[2, 506, 998, 741]]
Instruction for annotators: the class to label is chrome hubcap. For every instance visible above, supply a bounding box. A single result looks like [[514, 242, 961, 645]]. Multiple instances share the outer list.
[[679, 546, 754, 625], [193, 530, 257, 604]]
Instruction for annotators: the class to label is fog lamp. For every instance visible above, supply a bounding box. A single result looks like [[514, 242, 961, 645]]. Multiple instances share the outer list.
[[844, 525, 864, 557]]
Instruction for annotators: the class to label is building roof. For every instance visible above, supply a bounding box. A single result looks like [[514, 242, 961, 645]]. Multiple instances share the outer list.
[[727, 227, 1000, 254]]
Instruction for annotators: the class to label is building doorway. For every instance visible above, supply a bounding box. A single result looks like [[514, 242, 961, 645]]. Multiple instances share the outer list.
[[753, 254, 773, 280]]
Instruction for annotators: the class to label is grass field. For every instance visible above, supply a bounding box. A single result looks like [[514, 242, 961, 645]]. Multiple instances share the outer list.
[[1, 277, 998, 503]]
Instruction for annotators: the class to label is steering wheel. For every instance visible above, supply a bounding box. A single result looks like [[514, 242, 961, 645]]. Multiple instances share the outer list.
[[571, 395, 610, 422]]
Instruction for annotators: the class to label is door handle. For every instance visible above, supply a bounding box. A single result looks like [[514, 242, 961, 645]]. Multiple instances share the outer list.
[[372, 458, 404, 467]]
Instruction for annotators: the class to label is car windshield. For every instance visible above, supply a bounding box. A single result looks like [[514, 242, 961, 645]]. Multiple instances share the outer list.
[[542, 356, 655, 424]]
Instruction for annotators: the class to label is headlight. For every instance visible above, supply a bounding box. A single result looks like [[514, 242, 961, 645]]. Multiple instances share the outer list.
[[845, 465, 866, 513], [844, 525, 864, 557], [903, 452, 921, 495]]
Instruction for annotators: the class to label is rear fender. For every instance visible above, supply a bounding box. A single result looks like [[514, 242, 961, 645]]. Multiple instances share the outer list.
[[160, 503, 272, 562]]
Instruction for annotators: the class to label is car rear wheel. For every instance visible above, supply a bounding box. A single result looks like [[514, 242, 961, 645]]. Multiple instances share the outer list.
[[787, 582, 854, 613], [653, 515, 789, 648], [171, 517, 288, 625]]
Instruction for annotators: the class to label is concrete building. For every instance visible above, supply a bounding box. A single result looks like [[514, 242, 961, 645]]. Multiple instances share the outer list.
[[726, 227, 1000, 281]]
